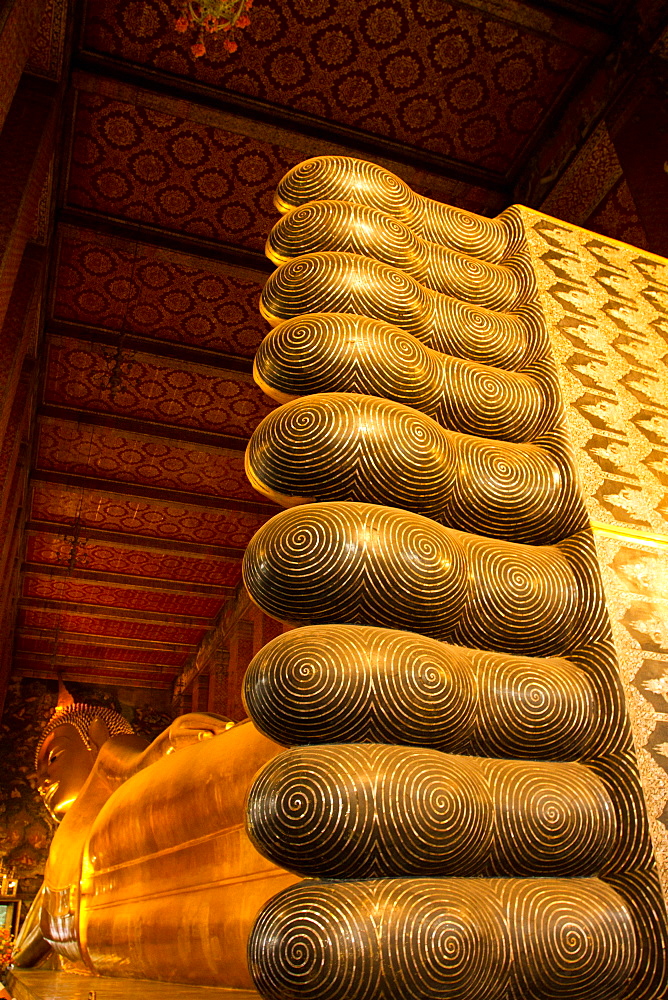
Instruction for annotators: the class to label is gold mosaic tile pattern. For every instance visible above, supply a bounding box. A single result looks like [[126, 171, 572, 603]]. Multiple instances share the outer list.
[[524, 209, 668, 902], [523, 211, 668, 534]]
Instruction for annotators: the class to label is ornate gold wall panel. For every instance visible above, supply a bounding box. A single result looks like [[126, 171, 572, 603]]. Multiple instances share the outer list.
[[241, 155, 668, 1000], [522, 212, 668, 903], [521, 215, 668, 533]]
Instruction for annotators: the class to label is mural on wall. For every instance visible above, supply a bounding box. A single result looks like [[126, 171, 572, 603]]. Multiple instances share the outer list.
[[0, 676, 174, 906]]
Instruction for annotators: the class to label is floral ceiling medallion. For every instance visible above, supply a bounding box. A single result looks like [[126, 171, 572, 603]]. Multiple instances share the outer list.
[[174, 0, 252, 59]]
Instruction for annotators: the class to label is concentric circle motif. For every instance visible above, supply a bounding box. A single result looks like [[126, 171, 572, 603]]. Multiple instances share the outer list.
[[242, 624, 597, 760], [246, 744, 614, 879], [249, 877, 635, 1000], [242, 152, 663, 1000], [499, 877, 636, 999], [243, 501, 586, 656], [255, 312, 554, 441], [246, 392, 580, 543], [267, 201, 527, 310], [274, 155, 512, 262], [260, 253, 544, 370]]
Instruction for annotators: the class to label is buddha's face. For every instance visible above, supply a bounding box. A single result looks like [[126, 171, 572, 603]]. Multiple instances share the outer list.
[[36, 723, 95, 822]]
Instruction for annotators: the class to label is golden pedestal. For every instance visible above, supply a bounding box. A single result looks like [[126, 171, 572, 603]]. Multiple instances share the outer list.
[[6, 969, 260, 1000]]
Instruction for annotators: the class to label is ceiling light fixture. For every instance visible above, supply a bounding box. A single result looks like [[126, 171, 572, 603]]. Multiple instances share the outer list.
[[174, 0, 252, 59]]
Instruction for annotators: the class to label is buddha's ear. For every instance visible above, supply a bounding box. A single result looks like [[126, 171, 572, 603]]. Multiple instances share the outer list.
[[88, 718, 112, 756]]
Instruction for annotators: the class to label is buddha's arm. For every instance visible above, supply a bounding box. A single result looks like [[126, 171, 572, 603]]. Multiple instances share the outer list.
[[96, 714, 235, 787], [12, 887, 52, 967], [134, 712, 235, 768]]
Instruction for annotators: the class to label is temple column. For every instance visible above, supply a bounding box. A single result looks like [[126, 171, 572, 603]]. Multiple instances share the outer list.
[[608, 73, 668, 258]]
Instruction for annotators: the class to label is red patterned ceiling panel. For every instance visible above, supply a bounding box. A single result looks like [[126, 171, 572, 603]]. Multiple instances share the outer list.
[[18, 606, 206, 644], [83, 0, 587, 171], [54, 231, 267, 357], [30, 482, 269, 547], [22, 573, 224, 616], [36, 417, 265, 501], [68, 91, 303, 248], [45, 336, 274, 436], [26, 531, 243, 587], [16, 634, 188, 667], [14, 660, 175, 686]]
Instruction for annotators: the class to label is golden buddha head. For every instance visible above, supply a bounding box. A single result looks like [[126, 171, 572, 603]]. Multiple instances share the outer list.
[[35, 704, 134, 822]]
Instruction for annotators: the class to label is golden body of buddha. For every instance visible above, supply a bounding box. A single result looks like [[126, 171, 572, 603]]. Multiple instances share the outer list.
[[13, 704, 297, 988]]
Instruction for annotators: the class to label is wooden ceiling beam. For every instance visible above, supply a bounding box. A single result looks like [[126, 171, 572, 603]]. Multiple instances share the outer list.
[[507, 0, 628, 28], [19, 596, 212, 627], [16, 626, 199, 652], [21, 562, 234, 595], [15, 647, 185, 669], [13, 661, 175, 688], [46, 319, 255, 376], [30, 470, 277, 516], [26, 521, 246, 560], [59, 207, 272, 275], [38, 404, 250, 453]]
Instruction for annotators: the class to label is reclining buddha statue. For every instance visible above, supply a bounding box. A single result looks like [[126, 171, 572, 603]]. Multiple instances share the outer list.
[[14, 154, 668, 1000], [14, 704, 297, 986]]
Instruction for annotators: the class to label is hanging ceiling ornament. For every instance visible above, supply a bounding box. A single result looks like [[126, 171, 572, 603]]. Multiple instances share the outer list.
[[174, 0, 252, 59]]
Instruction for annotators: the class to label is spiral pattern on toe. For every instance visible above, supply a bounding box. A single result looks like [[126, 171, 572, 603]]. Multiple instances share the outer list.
[[481, 758, 615, 876], [499, 878, 636, 1000], [469, 648, 596, 759], [250, 879, 381, 1000], [247, 744, 493, 878], [246, 393, 576, 543], [247, 744, 614, 879], [379, 879, 511, 1000], [432, 296, 544, 368], [246, 392, 455, 524], [440, 353, 548, 440], [261, 254, 542, 370], [243, 625, 476, 751], [604, 870, 668, 1000], [267, 201, 526, 310], [453, 533, 579, 655], [243, 501, 469, 640], [261, 252, 433, 338], [445, 434, 564, 541], [250, 877, 635, 1000], [255, 314, 549, 442], [268, 201, 427, 281], [243, 625, 598, 760], [273, 155, 512, 261], [243, 502, 593, 655]]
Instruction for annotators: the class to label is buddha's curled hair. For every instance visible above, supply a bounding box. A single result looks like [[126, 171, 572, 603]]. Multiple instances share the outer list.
[[35, 704, 134, 768]]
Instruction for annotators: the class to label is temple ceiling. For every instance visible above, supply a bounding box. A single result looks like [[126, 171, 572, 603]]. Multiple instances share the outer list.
[[13, 0, 665, 694]]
